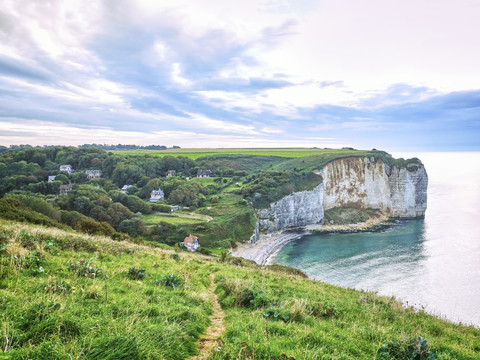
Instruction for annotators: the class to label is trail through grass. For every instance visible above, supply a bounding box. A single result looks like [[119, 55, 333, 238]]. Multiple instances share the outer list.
[[189, 274, 225, 360]]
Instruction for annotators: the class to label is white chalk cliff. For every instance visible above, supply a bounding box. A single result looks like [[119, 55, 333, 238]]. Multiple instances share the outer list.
[[253, 156, 428, 241]]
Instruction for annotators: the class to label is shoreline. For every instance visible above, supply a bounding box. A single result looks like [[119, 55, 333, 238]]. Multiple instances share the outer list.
[[232, 215, 391, 265]]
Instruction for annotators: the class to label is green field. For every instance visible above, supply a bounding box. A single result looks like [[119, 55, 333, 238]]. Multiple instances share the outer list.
[[1, 220, 478, 359], [114, 148, 361, 160], [142, 214, 205, 226]]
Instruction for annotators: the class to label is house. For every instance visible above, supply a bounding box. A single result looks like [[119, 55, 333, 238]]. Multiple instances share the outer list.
[[85, 170, 101, 179], [59, 183, 73, 195], [183, 234, 200, 252], [166, 170, 177, 177], [150, 188, 164, 203], [121, 185, 132, 193], [48, 176, 56, 183], [170, 205, 181, 212], [59, 165, 73, 173], [197, 169, 212, 178]]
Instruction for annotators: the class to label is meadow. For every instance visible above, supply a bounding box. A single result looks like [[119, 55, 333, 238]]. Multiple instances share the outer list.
[[113, 148, 364, 160], [1, 219, 479, 359]]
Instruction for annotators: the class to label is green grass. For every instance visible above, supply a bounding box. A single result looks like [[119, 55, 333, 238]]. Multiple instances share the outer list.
[[188, 177, 217, 186], [273, 150, 377, 173], [0, 220, 212, 360], [142, 214, 205, 226], [0, 220, 479, 359], [210, 265, 479, 359], [113, 148, 359, 160], [194, 193, 256, 248], [324, 207, 382, 225]]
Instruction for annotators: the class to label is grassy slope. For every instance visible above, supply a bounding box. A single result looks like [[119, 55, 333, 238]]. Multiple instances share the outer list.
[[272, 150, 376, 173], [1, 220, 479, 359], [113, 148, 361, 160], [142, 213, 204, 226], [195, 154, 288, 173]]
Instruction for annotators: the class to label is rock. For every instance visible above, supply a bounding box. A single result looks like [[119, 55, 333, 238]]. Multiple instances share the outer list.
[[249, 156, 428, 241]]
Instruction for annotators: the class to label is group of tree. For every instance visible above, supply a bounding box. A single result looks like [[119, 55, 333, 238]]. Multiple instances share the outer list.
[[0, 146, 217, 239]]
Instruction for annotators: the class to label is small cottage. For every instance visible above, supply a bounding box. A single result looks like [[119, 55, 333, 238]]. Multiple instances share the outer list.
[[85, 170, 101, 179], [197, 169, 212, 178], [121, 185, 132, 193], [150, 188, 164, 202], [166, 170, 177, 177], [183, 234, 200, 252], [59, 165, 73, 173], [48, 176, 56, 183]]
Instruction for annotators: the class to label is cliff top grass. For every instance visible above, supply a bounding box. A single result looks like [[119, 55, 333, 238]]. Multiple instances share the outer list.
[[0, 219, 479, 359], [113, 147, 372, 160]]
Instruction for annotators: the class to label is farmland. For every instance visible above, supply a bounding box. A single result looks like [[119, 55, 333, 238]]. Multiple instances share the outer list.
[[113, 148, 361, 160]]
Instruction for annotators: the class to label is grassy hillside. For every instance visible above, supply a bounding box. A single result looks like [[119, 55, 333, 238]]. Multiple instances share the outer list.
[[272, 150, 376, 173], [1, 220, 478, 359], [113, 148, 358, 160]]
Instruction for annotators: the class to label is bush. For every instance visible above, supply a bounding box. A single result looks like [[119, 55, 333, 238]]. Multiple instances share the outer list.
[[217, 277, 270, 308], [377, 336, 436, 360], [75, 218, 115, 236], [68, 259, 102, 279], [307, 301, 340, 318], [45, 278, 74, 295], [196, 247, 212, 255], [170, 253, 180, 261], [158, 274, 183, 289], [263, 307, 292, 322], [22, 251, 47, 277], [128, 267, 146, 280], [152, 203, 172, 213]]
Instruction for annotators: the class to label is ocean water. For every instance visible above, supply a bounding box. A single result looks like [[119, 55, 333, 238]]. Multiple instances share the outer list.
[[273, 152, 480, 327]]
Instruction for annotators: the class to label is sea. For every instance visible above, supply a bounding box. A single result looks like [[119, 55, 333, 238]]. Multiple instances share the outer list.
[[273, 152, 480, 327]]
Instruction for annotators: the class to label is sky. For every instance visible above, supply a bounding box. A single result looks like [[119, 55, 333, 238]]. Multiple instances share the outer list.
[[0, 0, 479, 151]]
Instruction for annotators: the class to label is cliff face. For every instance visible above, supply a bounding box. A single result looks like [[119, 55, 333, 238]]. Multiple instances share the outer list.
[[252, 156, 427, 238], [388, 164, 428, 218], [256, 183, 324, 233], [322, 157, 391, 213]]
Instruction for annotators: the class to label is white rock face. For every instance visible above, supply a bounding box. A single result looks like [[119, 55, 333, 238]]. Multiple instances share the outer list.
[[389, 164, 428, 218], [257, 183, 324, 232], [322, 157, 391, 213], [251, 156, 428, 240]]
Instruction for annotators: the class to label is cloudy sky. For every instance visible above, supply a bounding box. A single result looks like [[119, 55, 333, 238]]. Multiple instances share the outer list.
[[1, 0, 479, 151]]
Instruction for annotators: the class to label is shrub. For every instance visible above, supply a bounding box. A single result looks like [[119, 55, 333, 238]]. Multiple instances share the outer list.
[[307, 301, 340, 318], [217, 277, 270, 308], [377, 336, 436, 360], [68, 259, 102, 279], [22, 251, 47, 276], [263, 307, 292, 322], [152, 203, 172, 213], [45, 278, 74, 295], [19, 230, 38, 249], [128, 267, 146, 280], [84, 287, 101, 300], [196, 247, 212, 255], [157, 274, 183, 289], [170, 253, 180, 261]]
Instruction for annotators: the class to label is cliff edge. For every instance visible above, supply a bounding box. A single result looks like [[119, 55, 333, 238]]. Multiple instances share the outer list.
[[252, 155, 428, 242]]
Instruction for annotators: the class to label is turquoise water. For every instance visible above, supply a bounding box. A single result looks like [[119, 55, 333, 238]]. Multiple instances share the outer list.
[[274, 152, 480, 327]]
